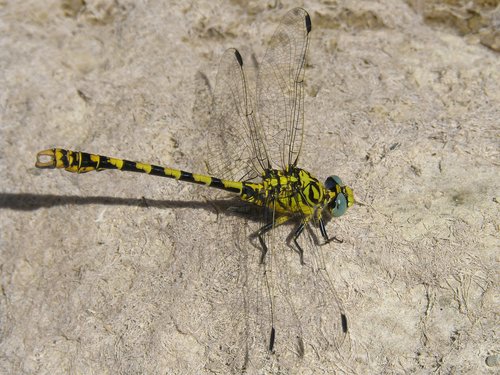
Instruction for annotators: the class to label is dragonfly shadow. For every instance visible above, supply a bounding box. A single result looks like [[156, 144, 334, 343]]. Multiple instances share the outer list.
[[0, 192, 256, 218], [0, 193, 242, 216]]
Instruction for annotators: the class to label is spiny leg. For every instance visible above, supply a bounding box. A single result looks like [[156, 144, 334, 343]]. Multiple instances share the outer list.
[[295, 189, 342, 248], [292, 222, 306, 265], [257, 222, 273, 265], [257, 215, 290, 264], [292, 217, 344, 265], [318, 217, 343, 245], [258, 218, 310, 265], [258, 214, 320, 266]]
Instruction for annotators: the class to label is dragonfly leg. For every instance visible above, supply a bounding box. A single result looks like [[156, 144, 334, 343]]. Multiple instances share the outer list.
[[292, 222, 306, 265], [259, 218, 314, 265], [319, 218, 343, 245], [257, 222, 274, 264], [257, 215, 291, 264]]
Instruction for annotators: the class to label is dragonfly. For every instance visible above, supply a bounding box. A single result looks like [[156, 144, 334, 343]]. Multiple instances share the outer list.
[[35, 7, 354, 353]]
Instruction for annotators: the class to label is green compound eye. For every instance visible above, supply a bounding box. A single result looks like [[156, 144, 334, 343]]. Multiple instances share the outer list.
[[325, 176, 348, 217], [325, 175, 343, 190], [332, 193, 347, 217]]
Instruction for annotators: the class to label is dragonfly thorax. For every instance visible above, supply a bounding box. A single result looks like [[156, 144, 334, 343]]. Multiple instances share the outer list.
[[240, 166, 331, 217]]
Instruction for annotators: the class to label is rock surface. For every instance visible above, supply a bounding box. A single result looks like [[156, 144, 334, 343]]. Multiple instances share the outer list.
[[1, 0, 498, 373]]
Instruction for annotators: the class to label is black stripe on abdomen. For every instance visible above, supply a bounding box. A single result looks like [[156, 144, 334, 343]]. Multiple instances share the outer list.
[[179, 170, 196, 183], [79, 152, 100, 169]]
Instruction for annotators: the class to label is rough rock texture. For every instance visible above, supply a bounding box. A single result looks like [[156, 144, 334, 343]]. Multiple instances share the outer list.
[[1, 0, 498, 373]]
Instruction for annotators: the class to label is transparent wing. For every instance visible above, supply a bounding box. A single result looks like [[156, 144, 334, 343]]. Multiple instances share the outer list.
[[256, 7, 311, 169], [284, 215, 351, 360], [206, 8, 311, 179], [205, 48, 266, 182], [256, 218, 351, 366]]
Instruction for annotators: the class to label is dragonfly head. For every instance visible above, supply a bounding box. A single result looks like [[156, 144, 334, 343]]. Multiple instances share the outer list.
[[325, 175, 354, 217]]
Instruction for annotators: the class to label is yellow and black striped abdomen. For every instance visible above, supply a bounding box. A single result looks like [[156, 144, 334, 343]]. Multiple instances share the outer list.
[[36, 148, 243, 194], [35, 150, 333, 218]]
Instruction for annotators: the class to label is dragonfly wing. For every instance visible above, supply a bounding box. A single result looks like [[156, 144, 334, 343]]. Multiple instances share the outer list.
[[256, 7, 311, 169], [206, 48, 267, 182]]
